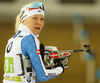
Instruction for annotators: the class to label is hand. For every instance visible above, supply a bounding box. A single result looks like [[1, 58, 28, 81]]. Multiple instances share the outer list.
[[56, 61, 64, 73]]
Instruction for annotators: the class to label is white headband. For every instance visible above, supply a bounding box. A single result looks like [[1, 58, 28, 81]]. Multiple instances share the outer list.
[[20, 2, 45, 22]]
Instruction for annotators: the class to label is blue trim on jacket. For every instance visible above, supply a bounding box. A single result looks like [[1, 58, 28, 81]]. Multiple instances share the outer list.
[[13, 31, 21, 38]]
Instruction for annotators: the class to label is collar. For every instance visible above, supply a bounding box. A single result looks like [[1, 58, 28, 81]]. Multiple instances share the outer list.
[[18, 23, 39, 37]]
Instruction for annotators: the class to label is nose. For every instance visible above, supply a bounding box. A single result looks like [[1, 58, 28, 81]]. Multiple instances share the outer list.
[[36, 19, 42, 25]]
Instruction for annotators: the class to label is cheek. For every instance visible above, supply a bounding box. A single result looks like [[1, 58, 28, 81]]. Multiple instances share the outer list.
[[31, 23, 35, 28], [28, 21, 35, 28], [42, 21, 44, 26]]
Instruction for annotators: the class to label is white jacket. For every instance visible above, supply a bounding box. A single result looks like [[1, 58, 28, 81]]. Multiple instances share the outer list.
[[3, 24, 63, 83]]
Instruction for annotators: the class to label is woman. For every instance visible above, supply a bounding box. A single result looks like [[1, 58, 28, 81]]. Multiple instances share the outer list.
[[3, 1, 64, 83]]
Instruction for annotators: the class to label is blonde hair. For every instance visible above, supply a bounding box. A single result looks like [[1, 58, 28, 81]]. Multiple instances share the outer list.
[[14, 3, 30, 34]]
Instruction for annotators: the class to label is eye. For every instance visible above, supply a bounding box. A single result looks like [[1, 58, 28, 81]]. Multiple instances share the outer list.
[[41, 18, 44, 21], [32, 17, 37, 19]]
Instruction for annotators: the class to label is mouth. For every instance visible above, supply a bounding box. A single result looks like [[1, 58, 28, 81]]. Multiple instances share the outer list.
[[35, 27, 40, 30]]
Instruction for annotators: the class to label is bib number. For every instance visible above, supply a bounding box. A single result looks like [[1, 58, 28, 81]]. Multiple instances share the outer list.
[[4, 57, 14, 73]]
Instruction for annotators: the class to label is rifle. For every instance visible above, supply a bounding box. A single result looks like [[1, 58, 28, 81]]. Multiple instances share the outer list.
[[40, 44, 94, 69]]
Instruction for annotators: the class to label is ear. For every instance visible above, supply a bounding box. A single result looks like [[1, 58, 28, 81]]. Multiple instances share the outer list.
[[22, 19, 27, 25], [22, 20, 25, 24]]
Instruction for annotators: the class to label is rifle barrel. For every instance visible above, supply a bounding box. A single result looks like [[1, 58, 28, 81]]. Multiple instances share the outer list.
[[59, 49, 87, 53]]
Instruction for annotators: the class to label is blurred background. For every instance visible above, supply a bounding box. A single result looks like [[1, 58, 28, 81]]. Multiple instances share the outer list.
[[0, 0, 100, 83]]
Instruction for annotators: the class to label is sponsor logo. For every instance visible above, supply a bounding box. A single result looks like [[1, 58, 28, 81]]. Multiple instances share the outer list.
[[63, 52, 70, 56], [29, 7, 43, 11], [36, 49, 40, 55], [48, 73, 56, 77], [38, 10, 41, 12], [21, 15, 27, 20], [27, 78, 31, 82], [7, 41, 13, 53], [50, 53, 59, 58]]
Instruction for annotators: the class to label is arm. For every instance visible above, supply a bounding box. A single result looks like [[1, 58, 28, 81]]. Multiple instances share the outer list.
[[21, 35, 64, 82]]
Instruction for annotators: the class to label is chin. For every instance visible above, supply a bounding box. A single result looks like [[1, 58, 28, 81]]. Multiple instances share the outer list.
[[34, 32, 39, 35]]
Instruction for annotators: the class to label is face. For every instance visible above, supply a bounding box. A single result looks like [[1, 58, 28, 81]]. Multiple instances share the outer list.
[[22, 14, 44, 35]]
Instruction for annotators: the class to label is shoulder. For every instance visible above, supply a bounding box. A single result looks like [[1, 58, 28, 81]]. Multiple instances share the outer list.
[[22, 34, 35, 43], [21, 33, 37, 49], [21, 34, 36, 56], [21, 32, 40, 44]]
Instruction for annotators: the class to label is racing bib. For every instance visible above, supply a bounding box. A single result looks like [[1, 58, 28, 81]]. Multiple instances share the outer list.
[[4, 57, 14, 73]]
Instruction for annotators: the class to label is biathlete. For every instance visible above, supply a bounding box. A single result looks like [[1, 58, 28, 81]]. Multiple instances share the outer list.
[[3, 1, 68, 83]]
